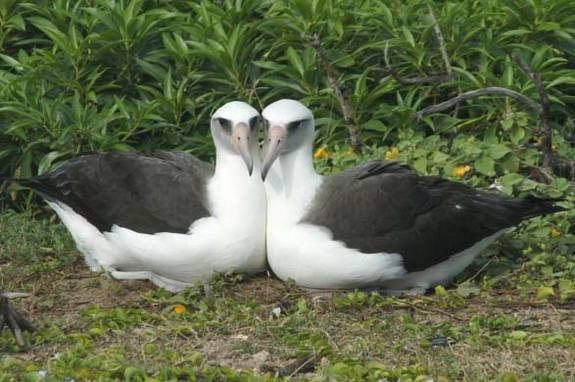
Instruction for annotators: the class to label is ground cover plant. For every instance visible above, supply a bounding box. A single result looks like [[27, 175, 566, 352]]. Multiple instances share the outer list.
[[1, 0, 574, 380]]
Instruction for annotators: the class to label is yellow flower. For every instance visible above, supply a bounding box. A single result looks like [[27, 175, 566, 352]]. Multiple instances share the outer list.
[[345, 147, 354, 155], [385, 147, 399, 161], [551, 227, 561, 238], [452, 165, 471, 178], [174, 304, 187, 314], [314, 147, 330, 159]]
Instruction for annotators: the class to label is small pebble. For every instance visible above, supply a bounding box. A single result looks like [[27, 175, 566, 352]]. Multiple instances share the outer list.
[[252, 350, 270, 364]]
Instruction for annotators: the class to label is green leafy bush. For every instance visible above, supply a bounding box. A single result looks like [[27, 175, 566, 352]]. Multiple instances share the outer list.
[[1, 0, 574, 210]]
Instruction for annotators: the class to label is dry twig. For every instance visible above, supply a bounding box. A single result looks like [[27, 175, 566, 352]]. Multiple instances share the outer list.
[[427, 4, 452, 78], [513, 53, 554, 169], [416, 87, 542, 119], [279, 355, 319, 377]]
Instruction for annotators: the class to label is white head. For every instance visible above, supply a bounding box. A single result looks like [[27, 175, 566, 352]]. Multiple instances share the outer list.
[[260, 99, 315, 180], [211, 101, 261, 175]]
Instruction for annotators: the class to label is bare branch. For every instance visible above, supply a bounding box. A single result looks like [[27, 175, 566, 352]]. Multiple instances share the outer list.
[[427, 4, 452, 77], [513, 53, 554, 169], [311, 35, 362, 152], [416, 86, 542, 119]]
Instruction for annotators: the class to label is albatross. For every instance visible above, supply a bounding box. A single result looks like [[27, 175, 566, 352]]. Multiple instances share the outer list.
[[3, 101, 266, 292], [260, 99, 563, 294]]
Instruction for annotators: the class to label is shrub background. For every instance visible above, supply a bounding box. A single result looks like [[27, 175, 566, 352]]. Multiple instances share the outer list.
[[1, 0, 574, 207]]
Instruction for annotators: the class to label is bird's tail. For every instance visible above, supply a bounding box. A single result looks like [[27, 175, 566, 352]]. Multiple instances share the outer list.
[[521, 195, 566, 219]]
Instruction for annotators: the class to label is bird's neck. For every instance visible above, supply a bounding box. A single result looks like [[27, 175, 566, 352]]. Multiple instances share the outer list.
[[214, 146, 261, 178], [265, 142, 322, 223], [210, 148, 265, 221]]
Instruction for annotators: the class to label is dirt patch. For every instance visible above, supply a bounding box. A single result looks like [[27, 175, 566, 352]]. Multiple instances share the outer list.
[[2, 261, 574, 379]]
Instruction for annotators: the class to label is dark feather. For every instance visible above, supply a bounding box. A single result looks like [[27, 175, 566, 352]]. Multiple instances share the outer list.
[[303, 160, 564, 272], [8, 151, 214, 234]]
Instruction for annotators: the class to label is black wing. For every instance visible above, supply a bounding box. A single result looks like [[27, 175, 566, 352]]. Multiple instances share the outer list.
[[14, 151, 214, 234], [303, 160, 563, 272]]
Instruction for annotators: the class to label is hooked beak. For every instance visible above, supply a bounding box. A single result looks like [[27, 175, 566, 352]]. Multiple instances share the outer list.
[[261, 125, 287, 181], [231, 122, 253, 175]]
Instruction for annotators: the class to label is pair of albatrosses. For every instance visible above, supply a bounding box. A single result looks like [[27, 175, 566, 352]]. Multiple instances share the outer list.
[[5, 100, 563, 295]]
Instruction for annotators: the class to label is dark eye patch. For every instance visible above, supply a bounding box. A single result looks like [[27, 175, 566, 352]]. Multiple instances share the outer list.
[[287, 119, 305, 132], [263, 119, 270, 131], [217, 118, 232, 133], [249, 116, 259, 130]]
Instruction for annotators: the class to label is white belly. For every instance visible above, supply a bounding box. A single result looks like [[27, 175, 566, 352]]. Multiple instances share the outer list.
[[267, 221, 406, 289]]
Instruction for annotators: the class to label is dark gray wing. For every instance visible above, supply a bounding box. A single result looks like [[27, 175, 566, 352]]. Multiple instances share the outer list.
[[15, 151, 214, 234], [303, 160, 563, 272]]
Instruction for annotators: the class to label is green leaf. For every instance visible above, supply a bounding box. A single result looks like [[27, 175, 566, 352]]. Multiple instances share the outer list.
[[333, 55, 355, 68], [432, 151, 449, 162], [434, 285, 446, 296], [509, 330, 528, 340], [413, 157, 428, 173], [0, 53, 20, 67], [401, 26, 415, 47], [510, 126, 525, 144], [546, 76, 575, 89], [498, 372, 518, 382], [253, 61, 285, 71], [537, 22, 560, 32], [536, 286, 555, 300], [500, 118, 513, 131], [499, 29, 531, 39], [163, 69, 173, 100], [286, 46, 305, 77], [500, 156, 520, 174], [503, 55, 513, 87], [499, 173, 523, 188], [487, 144, 510, 160], [474, 156, 495, 176]]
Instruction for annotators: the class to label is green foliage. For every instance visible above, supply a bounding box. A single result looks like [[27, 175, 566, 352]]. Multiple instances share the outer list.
[[1, 0, 574, 210]]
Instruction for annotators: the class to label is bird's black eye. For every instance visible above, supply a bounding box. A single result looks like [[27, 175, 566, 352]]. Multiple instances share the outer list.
[[217, 118, 232, 133], [287, 119, 305, 132], [249, 116, 259, 131]]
